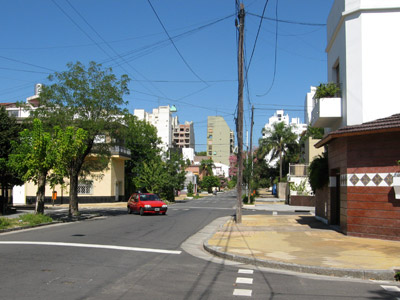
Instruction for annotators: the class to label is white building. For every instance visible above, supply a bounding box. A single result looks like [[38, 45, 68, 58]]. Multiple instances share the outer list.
[[311, 0, 400, 131], [262, 109, 307, 139], [304, 86, 316, 125], [134, 105, 178, 152]]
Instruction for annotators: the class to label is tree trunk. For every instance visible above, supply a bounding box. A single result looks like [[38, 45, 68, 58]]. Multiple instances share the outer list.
[[35, 173, 46, 214], [279, 151, 283, 181], [69, 172, 79, 216]]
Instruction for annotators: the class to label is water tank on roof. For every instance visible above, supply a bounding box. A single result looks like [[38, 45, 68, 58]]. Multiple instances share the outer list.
[[35, 83, 43, 95], [170, 105, 177, 112]]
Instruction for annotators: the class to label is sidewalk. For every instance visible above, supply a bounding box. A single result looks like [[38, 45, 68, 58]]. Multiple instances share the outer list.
[[205, 200, 400, 281]]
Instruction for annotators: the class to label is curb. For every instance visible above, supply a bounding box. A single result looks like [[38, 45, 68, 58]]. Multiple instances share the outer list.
[[203, 242, 395, 281]]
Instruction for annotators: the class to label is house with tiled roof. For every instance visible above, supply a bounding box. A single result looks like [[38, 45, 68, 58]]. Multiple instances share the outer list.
[[315, 114, 400, 240], [310, 0, 400, 240]]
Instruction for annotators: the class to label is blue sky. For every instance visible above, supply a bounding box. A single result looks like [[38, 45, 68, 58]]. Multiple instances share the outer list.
[[0, 0, 334, 152]]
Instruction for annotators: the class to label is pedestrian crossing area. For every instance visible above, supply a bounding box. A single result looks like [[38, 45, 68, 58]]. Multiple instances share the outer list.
[[233, 268, 254, 297]]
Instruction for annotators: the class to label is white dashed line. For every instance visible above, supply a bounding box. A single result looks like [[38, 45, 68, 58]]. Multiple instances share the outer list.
[[0, 241, 181, 255], [236, 277, 253, 284], [238, 269, 254, 274], [233, 289, 252, 297], [381, 285, 400, 292]]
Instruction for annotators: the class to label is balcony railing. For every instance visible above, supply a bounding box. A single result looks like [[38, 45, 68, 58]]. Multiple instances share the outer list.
[[289, 164, 309, 176], [110, 146, 131, 158]]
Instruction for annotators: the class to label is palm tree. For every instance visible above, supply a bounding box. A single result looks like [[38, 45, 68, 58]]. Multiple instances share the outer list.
[[259, 122, 298, 181], [200, 159, 214, 177]]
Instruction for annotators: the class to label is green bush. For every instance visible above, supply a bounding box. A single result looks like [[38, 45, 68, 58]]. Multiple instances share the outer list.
[[314, 82, 340, 99], [19, 213, 53, 226], [308, 152, 329, 193], [0, 218, 11, 229], [187, 182, 194, 195]]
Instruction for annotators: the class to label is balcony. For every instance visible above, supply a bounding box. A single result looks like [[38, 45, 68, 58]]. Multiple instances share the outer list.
[[310, 97, 342, 128], [110, 146, 131, 159]]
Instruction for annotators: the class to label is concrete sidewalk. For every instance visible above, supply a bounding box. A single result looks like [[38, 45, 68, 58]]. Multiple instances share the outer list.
[[204, 211, 400, 281]]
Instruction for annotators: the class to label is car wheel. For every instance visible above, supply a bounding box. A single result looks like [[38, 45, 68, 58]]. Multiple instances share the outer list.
[[127, 206, 132, 214], [140, 207, 144, 216], [162, 212, 166, 215]]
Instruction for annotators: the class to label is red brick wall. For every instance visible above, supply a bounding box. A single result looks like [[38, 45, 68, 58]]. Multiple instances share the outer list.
[[290, 195, 315, 206], [333, 132, 400, 241], [315, 185, 329, 220]]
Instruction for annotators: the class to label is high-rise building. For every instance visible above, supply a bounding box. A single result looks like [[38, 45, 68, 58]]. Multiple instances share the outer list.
[[172, 121, 195, 150], [207, 116, 234, 166], [262, 109, 307, 139], [134, 105, 178, 152]]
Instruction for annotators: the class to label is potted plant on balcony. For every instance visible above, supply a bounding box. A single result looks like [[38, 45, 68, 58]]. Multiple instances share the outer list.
[[314, 82, 340, 99]]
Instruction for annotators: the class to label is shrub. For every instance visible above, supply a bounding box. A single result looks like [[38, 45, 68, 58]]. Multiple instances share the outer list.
[[187, 182, 194, 195], [19, 213, 53, 226], [314, 82, 340, 99], [308, 152, 329, 193], [0, 218, 11, 229]]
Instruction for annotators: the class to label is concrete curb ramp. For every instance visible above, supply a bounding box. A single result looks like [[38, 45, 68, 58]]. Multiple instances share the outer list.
[[203, 215, 400, 281]]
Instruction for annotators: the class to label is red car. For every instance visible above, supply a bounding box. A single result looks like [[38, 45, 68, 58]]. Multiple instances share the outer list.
[[127, 193, 168, 216]]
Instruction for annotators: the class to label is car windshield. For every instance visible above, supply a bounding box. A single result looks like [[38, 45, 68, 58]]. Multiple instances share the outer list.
[[140, 194, 160, 201]]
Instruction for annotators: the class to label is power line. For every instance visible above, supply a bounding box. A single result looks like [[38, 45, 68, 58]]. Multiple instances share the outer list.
[[257, 0, 279, 97], [247, 12, 326, 26], [147, 0, 208, 86], [246, 0, 270, 76], [0, 55, 56, 72]]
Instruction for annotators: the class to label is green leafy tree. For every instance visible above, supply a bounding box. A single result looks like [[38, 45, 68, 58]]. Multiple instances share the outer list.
[[200, 158, 214, 177], [259, 122, 298, 181], [196, 151, 207, 156], [123, 114, 161, 195], [200, 176, 220, 193], [31, 61, 130, 216], [187, 182, 194, 196], [162, 150, 188, 201], [0, 107, 23, 214], [9, 119, 56, 214], [134, 156, 166, 195]]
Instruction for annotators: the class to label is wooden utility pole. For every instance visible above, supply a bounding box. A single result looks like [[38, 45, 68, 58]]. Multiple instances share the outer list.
[[248, 105, 254, 197], [236, 3, 245, 223]]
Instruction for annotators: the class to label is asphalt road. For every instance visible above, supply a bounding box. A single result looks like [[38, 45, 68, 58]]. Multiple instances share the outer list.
[[0, 191, 398, 299]]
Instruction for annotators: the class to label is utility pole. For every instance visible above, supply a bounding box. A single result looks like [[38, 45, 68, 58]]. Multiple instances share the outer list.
[[248, 105, 254, 197], [236, 3, 245, 224]]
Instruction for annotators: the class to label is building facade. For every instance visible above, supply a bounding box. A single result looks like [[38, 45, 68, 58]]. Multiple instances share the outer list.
[[262, 109, 307, 139], [207, 116, 234, 166], [173, 121, 195, 150], [311, 0, 400, 131], [134, 105, 178, 152], [311, 0, 400, 240]]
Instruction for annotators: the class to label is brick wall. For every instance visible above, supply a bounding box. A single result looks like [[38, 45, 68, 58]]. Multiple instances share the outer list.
[[290, 195, 315, 206], [333, 132, 400, 240]]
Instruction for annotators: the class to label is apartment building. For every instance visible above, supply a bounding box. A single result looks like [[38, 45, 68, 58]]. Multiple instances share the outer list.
[[310, 0, 400, 240], [207, 116, 234, 166], [262, 109, 307, 139], [173, 121, 195, 150]]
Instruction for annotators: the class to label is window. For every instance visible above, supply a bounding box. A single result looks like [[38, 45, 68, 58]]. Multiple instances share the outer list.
[[78, 181, 93, 195]]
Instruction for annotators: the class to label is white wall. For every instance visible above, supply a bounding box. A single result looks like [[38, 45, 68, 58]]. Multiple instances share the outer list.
[[327, 0, 400, 129]]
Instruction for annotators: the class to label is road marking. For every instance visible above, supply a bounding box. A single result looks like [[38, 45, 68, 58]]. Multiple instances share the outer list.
[[272, 211, 278, 215], [381, 285, 400, 292], [236, 277, 253, 284], [0, 241, 181, 255], [238, 269, 254, 274], [233, 289, 252, 297]]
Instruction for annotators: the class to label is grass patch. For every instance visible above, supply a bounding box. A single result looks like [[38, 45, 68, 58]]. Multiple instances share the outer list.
[[0, 213, 53, 230]]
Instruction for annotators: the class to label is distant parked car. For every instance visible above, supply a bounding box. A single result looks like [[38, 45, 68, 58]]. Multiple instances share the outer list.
[[127, 193, 168, 216]]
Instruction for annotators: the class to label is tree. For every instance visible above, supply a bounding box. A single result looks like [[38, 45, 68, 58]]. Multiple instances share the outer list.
[[9, 119, 56, 214], [133, 151, 187, 201], [200, 176, 220, 193], [0, 107, 23, 214], [259, 122, 298, 181], [32, 61, 130, 216], [123, 114, 161, 195], [200, 158, 214, 177], [196, 151, 207, 156]]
